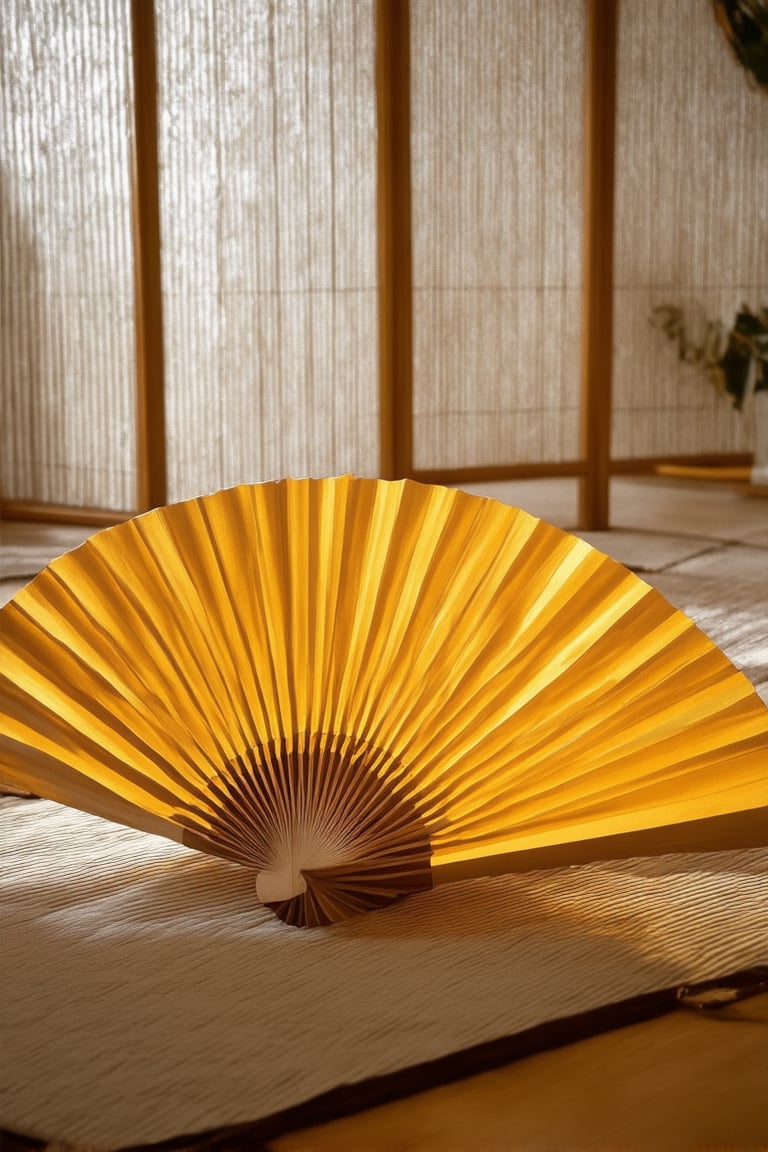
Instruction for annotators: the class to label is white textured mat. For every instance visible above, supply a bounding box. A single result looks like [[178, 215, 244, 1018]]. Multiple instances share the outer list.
[[1, 798, 766, 1147], [576, 530, 715, 573]]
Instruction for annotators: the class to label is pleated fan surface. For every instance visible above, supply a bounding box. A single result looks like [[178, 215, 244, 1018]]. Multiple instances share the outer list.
[[1, 477, 766, 926]]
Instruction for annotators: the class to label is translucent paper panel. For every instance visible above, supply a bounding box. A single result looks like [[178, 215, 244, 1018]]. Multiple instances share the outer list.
[[157, 0, 378, 503], [612, 0, 766, 459], [410, 0, 584, 471], [0, 0, 136, 510]]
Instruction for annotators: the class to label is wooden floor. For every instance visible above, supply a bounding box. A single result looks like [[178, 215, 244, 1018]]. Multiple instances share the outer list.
[[270, 991, 768, 1152]]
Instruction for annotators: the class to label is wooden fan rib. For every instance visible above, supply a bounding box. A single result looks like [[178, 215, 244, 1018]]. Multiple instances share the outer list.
[[178, 728, 433, 910], [311, 729, 343, 827], [254, 740, 305, 845], [180, 824, 263, 867], [331, 830, 436, 866], [323, 733, 391, 822], [325, 738, 400, 821], [308, 738, 401, 849], [339, 784, 427, 846], [431, 805, 768, 884], [211, 754, 282, 835], [175, 803, 269, 865], [301, 855, 433, 900], [436, 774, 768, 861]]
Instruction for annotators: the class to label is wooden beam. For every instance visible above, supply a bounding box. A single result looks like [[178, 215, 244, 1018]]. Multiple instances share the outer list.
[[609, 453, 752, 475], [130, 0, 167, 512], [411, 461, 588, 485], [578, 0, 618, 530], [0, 501, 132, 527], [376, 0, 414, 479]]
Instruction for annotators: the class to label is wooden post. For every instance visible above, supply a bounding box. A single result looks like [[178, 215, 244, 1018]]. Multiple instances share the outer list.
[[130, 0, 167, 512], [376, 0, 414, 480], [0, 501, 132, 527], [579, 0, 618, 530]]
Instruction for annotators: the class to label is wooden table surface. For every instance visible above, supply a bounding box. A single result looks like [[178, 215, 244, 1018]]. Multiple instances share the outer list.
[[270, 994, 768, 1151]]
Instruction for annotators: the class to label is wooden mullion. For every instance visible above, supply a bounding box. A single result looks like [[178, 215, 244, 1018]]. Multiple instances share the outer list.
[[578, 0, 618, 530], [376, 0, 414, 480], [411, 461, 589, 485], [609, 453, 752, 475], [131, 0, 167, 512], [0, 501, 133, 527]]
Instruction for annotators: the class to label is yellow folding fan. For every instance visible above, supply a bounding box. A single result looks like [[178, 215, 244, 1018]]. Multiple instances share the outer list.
[[1, 477, 766, 927]]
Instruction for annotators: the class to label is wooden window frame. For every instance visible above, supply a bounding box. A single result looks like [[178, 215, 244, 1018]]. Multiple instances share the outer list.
[[0, 0, 749, 531]]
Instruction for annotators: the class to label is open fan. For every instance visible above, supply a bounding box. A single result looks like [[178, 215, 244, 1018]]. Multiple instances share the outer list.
[[1, 477, 766, 926]]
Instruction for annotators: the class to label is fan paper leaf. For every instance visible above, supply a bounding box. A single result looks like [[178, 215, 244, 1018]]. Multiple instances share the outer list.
[[1, 478, 766, 926]]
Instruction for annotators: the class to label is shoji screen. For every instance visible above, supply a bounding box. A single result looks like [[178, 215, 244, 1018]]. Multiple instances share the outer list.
[[156, 0, 379, 503], [612, 0, 766, 459], [0, 0, 137, 510], [409, 0, 585, 471]]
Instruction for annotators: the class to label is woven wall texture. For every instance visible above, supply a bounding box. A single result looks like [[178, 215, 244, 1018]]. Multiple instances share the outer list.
[[156, 0, 379, 503], [0, 0, 136, 509], [612, 0, 766, 458], [1, 1, 765, 505]]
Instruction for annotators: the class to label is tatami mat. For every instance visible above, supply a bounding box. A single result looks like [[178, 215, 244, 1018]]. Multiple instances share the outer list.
[[1, 798, 766, 1147], [575, 530, 715, 573], [0, 521, 98, 579]]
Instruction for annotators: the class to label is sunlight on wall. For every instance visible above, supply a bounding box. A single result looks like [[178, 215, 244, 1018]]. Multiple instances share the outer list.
[[156, 0, 379, 502], [410, 0, 585, 470], [612, 0, 767, 458], [0, 0, 136, 509], [3, 2, 766, 510]]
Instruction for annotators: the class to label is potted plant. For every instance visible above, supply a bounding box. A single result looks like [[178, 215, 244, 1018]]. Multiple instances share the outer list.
[[651, 303, 768, 485]]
